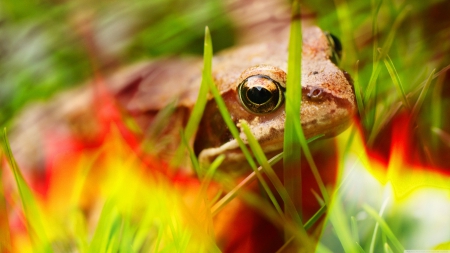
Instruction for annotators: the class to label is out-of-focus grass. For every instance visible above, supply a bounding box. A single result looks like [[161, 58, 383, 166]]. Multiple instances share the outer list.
[[0, 0, 235, 127]]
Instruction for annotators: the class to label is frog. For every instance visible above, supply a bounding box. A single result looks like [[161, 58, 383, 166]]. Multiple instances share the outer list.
[[7, 24, 355, 253], [9, 25, 354, 177], [122, 25, 356, 168]]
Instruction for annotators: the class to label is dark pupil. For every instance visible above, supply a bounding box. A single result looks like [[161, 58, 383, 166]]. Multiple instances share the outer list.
[[247, 86, 272, 104]]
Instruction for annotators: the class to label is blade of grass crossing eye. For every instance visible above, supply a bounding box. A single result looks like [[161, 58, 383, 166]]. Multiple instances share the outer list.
[[0, 150, 12, 253], [2, 128, 52, 253], [241, 121, 300, 224], [171, 27, 212, 168], [284, 0, 303, 225], [203, 27, 257, 170], [381, 51, 411, 110], [363, 204, 404, 253]]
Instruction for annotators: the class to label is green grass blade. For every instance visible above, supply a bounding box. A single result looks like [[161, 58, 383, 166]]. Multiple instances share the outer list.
[[364, 5, 410, 107], [197, 154, 224, 208], [371, 0, 382, 64], [88, 200, 119, 253], [408, 64, 450, 97], [145, 98, 178, 140], [430, 73, 445, 146], [2, 128, 52, 253], [210, 135, 321, 217], [284, 0, 303, 224], [180, 130, 201, 176], [171, 30, 212, 168], [241, 121, 300, 224], [315, 242, 334, 253], [296, 126, 328, 201], [411, 69, 436, 121], [381, 51, 411, 110], [351, 216, 360, 244], [384, 242, 393, 253], [328, 193, 358, 253], [363, 0, 382, 113], [363, 204, 404, 253], [353, 61, 365, 120], [70, 209, 89, 252], [431, 127, 450, 147], [194, 154, 224, 240], [118, 218, 137, 253], [210, 153, 283, 216], [0, 149, 12, 253], [303, 204, 327, 230], [202, 27, 257, 170], [240, 121, 283, 217], [356, 243, 366, 253]]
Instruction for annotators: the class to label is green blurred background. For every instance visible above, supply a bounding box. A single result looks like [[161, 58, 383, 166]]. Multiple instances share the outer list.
[[2, 0, 449, 167]]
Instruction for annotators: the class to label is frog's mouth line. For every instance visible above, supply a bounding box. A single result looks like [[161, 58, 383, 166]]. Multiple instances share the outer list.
[[197, 138, 285, 167]]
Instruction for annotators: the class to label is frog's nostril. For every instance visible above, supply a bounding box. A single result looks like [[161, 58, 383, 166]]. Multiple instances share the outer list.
[[307, 87, 324, 100]]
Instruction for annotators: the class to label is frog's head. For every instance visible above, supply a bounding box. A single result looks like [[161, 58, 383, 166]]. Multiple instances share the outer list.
[[194, 26, 355, 167]]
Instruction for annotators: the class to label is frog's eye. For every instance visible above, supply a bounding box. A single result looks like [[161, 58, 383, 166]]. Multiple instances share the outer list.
[[325, 32, 342, 65], [238, 75, 285, 114]]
